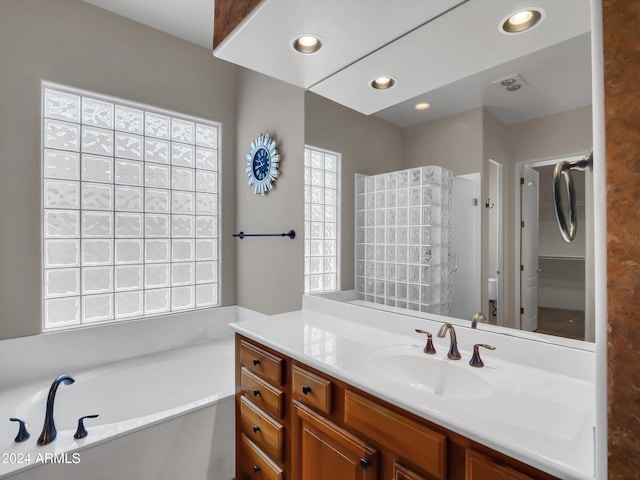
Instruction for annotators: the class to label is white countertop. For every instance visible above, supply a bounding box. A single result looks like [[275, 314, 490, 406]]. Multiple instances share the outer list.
[[230, 295, 595, 480]]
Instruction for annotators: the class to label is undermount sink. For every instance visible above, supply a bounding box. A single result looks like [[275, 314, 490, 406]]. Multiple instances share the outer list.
[[365, 345, 494, 399]]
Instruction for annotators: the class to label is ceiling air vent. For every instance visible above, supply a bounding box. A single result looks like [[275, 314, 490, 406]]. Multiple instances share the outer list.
[[492, 73, 528, 94]]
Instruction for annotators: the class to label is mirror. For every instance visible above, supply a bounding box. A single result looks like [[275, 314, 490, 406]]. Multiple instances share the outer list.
[[304, 2, 593, 344]]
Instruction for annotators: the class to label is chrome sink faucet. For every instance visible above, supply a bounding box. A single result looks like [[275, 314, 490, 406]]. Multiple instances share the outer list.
[[37, 374, 75, 445], [437, 323, 461, 360]]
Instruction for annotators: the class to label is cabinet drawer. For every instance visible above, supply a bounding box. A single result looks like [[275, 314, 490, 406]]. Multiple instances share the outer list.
[[240, 340, 284, 386], [240, 396, 284, 463], [466, 449, 533, 480], [292, 365, 332, 414], [241, 367, 285, 419], [240, 434, 284, 480], [345, 390, 447, 480], [393, 462, 428, 480]]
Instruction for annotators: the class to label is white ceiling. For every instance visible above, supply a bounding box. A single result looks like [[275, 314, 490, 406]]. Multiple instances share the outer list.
[[83, 0, 214, 49], [376, 32, 592, 127], [213, 0, 465, 89], [83, 0, 592, 127], [309, 0, 590, 118]]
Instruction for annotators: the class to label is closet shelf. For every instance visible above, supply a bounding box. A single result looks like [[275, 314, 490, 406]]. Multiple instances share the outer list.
[[538, 255, 585, 261]]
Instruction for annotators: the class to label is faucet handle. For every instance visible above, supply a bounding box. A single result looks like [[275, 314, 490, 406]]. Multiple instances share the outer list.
[[469, 344, 496, 368], [414, 329, 436, 354], [74, 415, 99, 439], [9, 418, 30, 443]]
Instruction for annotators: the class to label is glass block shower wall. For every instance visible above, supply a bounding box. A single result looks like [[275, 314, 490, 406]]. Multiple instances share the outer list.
[[355, 166, 453, 314]]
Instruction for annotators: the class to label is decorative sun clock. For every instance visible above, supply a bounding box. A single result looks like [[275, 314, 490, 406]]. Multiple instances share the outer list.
[[246, 133, 280, 195]]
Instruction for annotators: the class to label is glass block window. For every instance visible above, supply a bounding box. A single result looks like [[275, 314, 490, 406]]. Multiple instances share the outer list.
[[304, 146, 340, 293], [42, 83, 219, 330]]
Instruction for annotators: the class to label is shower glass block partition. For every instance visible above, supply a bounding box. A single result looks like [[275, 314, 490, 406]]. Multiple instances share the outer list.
[[355, 166, 453, 314]]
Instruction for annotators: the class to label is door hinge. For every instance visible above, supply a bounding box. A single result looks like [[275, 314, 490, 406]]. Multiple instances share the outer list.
[[472, 198, 478, 206], [520, 307, 524, 315], [520, 177, 525, 185], [521, 220, 525, 228], [520, 264, 524, 272]]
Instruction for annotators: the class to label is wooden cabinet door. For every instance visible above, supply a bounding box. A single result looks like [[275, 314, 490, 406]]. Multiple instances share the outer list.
[[293, 401, 377, 480], [466, 449, 534, 480]]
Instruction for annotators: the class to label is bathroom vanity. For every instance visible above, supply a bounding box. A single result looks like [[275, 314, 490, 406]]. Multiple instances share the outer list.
[[230, 295, 595, 480]]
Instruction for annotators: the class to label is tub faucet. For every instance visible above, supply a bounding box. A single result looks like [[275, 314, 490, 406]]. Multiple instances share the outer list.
[[37, 374, 75, 445], [437, 323, 461, 360]]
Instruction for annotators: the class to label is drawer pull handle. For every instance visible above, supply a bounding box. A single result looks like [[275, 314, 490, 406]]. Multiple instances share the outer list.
[[360, 458, 370, 470], [253, 465, 261, 473], [252, 358, 260, 366], [252, 389, 260, 396], [252, 425, 260, 433], [302, 385, 312, 395]]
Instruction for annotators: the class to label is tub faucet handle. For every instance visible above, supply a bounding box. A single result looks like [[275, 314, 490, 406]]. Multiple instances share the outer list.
[[469, 344, 496, 368], [9, 418, 30, 443], [74, 415, 99, 439], [414, 329, 436, 354]]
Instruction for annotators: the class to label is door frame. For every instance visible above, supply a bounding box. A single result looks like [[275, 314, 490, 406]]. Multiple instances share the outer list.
[[513, 153, 587, 331], [488, 159, 504, 327]]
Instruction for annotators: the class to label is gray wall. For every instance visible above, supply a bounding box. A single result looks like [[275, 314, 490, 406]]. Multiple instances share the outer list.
[[482, 110, 511, 325], [507, 106, 593, 338], [404, 108, 484, 174], [0, 0, 238, 339], [309, 104, 591, 332], [304, 92, 405, 291], [403, 106, 592, 329], [235, 69, 305, 314], [0, 0, 595, 340], [404, 108, 492, 323]]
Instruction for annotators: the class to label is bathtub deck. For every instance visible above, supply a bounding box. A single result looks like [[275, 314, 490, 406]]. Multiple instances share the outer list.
[[0, 338, 235, 479]]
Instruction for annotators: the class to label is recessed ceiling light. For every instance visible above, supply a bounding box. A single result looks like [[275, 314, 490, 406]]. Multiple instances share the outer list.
[[500, 8, 544, 34], [370, 77, 396, 90], [292, 35, 322, 54], [415, 102, 430, 111]]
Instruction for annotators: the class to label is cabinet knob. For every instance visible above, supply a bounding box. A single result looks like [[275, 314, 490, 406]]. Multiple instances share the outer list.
[[360, 458, 370, 470], [252, 465, 261, 473], [252, 389, 260, 396], [252, 425, 260, 433], [302, 385, 312, 395], [252, 358, 260, 366]]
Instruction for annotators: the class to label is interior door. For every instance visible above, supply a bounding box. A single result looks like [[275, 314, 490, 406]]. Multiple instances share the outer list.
[[520, 166, 539, 332]]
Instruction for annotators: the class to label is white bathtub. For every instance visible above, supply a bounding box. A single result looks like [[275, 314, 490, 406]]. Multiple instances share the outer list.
[[0, 307, 264, 480]]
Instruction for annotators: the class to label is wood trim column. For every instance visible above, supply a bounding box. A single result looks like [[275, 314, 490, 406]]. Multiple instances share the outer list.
[[604, 1, 640, 478], [213, 0, 261, 50]]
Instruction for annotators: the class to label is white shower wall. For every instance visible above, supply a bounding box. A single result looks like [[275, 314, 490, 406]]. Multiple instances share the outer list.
[[355, 166, 454, 314]]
